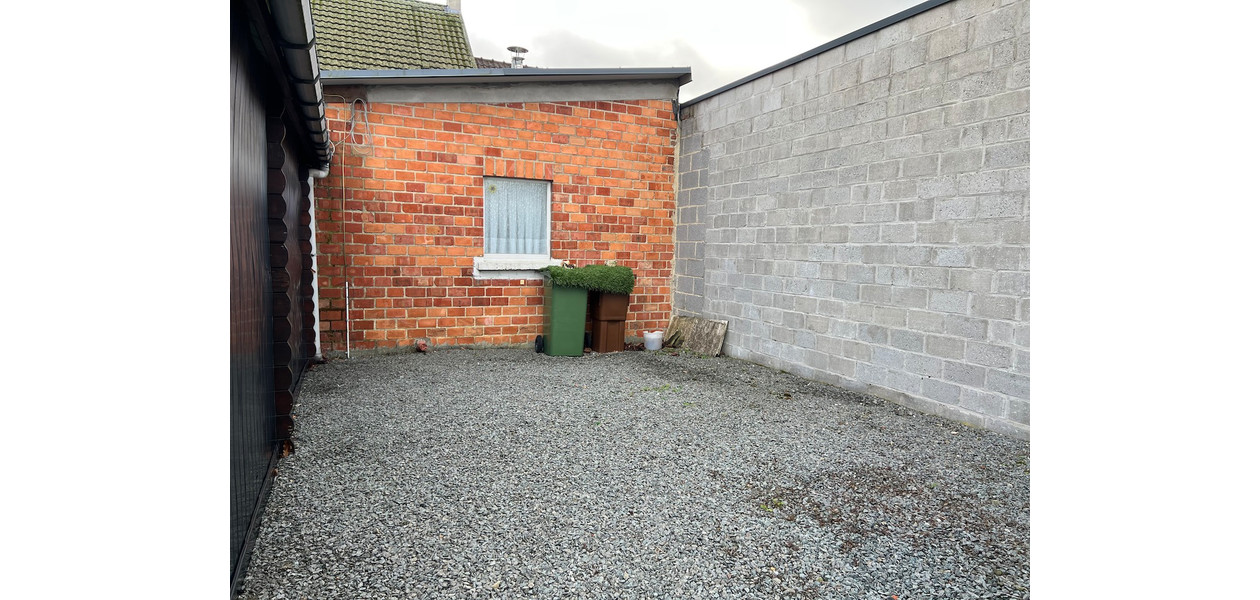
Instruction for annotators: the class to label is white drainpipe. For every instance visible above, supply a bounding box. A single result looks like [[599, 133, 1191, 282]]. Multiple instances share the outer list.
[[307, 171, 325, 359]]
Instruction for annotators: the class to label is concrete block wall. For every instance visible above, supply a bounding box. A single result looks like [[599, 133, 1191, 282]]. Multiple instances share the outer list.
[[676, 0, 1029, 438], [675, 121, 708, 316]]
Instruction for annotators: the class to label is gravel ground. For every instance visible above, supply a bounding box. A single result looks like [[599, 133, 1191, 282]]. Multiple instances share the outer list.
[[238, 348, 1030, 599]]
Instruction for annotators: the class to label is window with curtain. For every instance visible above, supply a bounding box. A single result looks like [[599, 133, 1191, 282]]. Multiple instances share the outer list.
[[483, 177, 550, 257]]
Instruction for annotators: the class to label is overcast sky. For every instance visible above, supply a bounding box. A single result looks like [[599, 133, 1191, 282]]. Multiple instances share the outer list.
[[459, 0, 924, 102]]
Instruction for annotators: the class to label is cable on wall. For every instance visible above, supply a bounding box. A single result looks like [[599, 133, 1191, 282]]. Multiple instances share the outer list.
[[325, 95, 375, 157], [322, 94, 375, 357]]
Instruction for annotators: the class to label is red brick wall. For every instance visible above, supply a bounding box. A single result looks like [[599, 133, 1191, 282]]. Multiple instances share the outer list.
[[315, 98, 677, 353]]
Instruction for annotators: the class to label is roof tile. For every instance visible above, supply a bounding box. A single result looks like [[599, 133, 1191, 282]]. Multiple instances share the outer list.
[[311, 0, 476, 70]]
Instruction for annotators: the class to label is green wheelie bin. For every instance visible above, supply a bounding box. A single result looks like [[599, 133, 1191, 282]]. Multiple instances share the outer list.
[[542, 275, 588, 356]]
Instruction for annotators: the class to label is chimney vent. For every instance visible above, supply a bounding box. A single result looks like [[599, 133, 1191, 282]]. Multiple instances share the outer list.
[[507, 46, 528, 68], [446, 0, 460, 13]]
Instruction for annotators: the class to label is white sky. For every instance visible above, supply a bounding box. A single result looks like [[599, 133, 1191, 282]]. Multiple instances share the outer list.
[[458, 0, 924, 102]]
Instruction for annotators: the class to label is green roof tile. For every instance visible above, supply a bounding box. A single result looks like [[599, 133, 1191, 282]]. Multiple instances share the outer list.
[[311, 0, 476, 70]]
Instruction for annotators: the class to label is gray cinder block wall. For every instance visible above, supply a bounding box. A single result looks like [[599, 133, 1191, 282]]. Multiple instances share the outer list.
[[675, 0, 1029, 439]]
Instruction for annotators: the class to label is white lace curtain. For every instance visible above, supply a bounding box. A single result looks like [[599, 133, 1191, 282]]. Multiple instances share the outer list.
[[484, 177, 549, 255]]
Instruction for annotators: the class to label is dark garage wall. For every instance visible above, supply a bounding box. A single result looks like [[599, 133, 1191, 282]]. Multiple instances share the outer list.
[[229, 10, 276, 581]]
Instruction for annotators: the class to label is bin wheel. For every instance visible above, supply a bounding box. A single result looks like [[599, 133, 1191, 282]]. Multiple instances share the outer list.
[[535, 335, 545, 353]]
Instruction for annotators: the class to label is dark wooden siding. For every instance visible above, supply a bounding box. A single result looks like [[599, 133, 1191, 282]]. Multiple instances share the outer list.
[[268, 111, 311, 442], [231, 0, 326, 589], [231, 4, 321, 587], [230, 9, 278, 585]]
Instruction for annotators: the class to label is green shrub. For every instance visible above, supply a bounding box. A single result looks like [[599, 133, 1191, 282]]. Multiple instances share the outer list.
[[541, 264, 635, 295]]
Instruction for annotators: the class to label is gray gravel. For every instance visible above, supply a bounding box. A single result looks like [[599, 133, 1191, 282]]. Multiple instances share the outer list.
[[238, 348, 1030, 599]]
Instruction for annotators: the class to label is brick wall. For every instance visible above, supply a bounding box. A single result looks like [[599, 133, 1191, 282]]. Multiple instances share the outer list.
[[677, 0, 1030, 438], [314, 99, 677, 353]]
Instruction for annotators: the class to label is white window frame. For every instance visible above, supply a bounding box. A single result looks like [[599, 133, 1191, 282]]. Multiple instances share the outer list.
[[473, 176, 561, 280]]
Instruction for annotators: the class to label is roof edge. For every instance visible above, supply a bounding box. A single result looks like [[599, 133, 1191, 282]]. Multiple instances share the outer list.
[[321, 67, 693, 86], [680, 0, 952, 108], [260, 0, 333, 169]]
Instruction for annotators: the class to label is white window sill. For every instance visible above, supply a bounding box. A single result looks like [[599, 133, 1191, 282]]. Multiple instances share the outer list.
[[473, 255, 562, 280]]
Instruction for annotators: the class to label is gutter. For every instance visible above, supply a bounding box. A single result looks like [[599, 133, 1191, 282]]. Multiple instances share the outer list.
[[681, 0, 952, 108], [321, 67, 693, 87], [268, 0, 333, 172]]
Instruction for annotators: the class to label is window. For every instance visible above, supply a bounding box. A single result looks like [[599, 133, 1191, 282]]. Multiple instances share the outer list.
[[484, 177, 549, 256], [473, 177, 560, 279]]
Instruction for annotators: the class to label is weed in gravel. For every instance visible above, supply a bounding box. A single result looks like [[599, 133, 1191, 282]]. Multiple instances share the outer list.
[[758, 497, 787, 512], [641, 384, 679, 392]]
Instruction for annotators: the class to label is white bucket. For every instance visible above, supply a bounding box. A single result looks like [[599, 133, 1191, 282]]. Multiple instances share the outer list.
[[644, 330, 664, 351]]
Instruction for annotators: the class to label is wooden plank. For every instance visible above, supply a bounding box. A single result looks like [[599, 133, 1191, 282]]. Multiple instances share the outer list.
[[663, 315, 728, 356], [685, 319, 728, 356], [663, 316, 696, 348]]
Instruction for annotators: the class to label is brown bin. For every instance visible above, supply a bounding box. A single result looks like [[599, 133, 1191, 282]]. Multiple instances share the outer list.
[[591, 292, 630, 320], [590, 319, 626, 353]]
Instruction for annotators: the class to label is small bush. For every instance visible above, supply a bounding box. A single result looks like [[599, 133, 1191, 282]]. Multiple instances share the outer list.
[[541, 264, 635, 295]]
